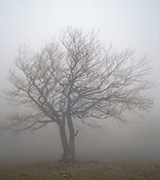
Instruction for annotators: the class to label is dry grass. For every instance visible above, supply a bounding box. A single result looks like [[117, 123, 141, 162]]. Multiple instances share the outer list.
[[0, 159, 160, 180]]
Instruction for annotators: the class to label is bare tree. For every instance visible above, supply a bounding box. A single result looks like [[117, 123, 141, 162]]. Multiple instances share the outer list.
[[1, 27, 154, 163]]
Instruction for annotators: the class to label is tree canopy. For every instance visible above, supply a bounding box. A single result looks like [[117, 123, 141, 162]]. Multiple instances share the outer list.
[[1, 27, 154, 162]]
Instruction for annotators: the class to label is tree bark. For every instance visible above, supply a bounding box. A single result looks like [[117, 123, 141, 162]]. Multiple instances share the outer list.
[[68, 117, 75, 161], [58, 122, 70, 163], [67, 113, 78, 163], [58, 113, 78, 163]]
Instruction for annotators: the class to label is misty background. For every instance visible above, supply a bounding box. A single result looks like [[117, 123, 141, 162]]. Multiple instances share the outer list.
[[0, 0, 160, 162]]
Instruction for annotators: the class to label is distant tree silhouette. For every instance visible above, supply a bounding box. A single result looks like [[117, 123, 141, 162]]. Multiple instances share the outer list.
[[1, 27, 154, 163]]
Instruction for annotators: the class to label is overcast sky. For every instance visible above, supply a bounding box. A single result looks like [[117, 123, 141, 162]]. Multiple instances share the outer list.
[[0, 0, 160, 161]]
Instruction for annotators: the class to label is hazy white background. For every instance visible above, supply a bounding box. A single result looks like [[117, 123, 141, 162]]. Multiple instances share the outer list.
[[0, 0, 160, 162]]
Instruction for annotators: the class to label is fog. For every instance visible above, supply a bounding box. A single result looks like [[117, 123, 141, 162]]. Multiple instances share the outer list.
[[1, 112, 160, 162], [0, 0, 160, 163]]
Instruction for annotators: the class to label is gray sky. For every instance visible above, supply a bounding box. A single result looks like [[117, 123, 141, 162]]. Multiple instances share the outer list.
[[0, 0, 160, 162]]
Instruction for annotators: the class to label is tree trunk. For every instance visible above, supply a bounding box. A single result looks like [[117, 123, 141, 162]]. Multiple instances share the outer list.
[[67, 113, 78, 163], [58, 122, 70, 163], [58, 109, 78, 163]]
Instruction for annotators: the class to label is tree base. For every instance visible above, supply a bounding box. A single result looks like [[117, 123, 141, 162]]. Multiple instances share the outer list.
[[59, 154, 76, 164]]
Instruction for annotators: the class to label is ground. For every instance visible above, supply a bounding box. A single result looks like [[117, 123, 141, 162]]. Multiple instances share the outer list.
[[0, 159, 160, 180]]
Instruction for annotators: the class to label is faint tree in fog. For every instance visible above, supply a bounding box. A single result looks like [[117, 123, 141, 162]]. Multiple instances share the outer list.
[[1, 27, 154, 163]]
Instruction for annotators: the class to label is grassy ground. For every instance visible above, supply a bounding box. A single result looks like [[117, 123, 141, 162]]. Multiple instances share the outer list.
[[0, 159, 160, 180]]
